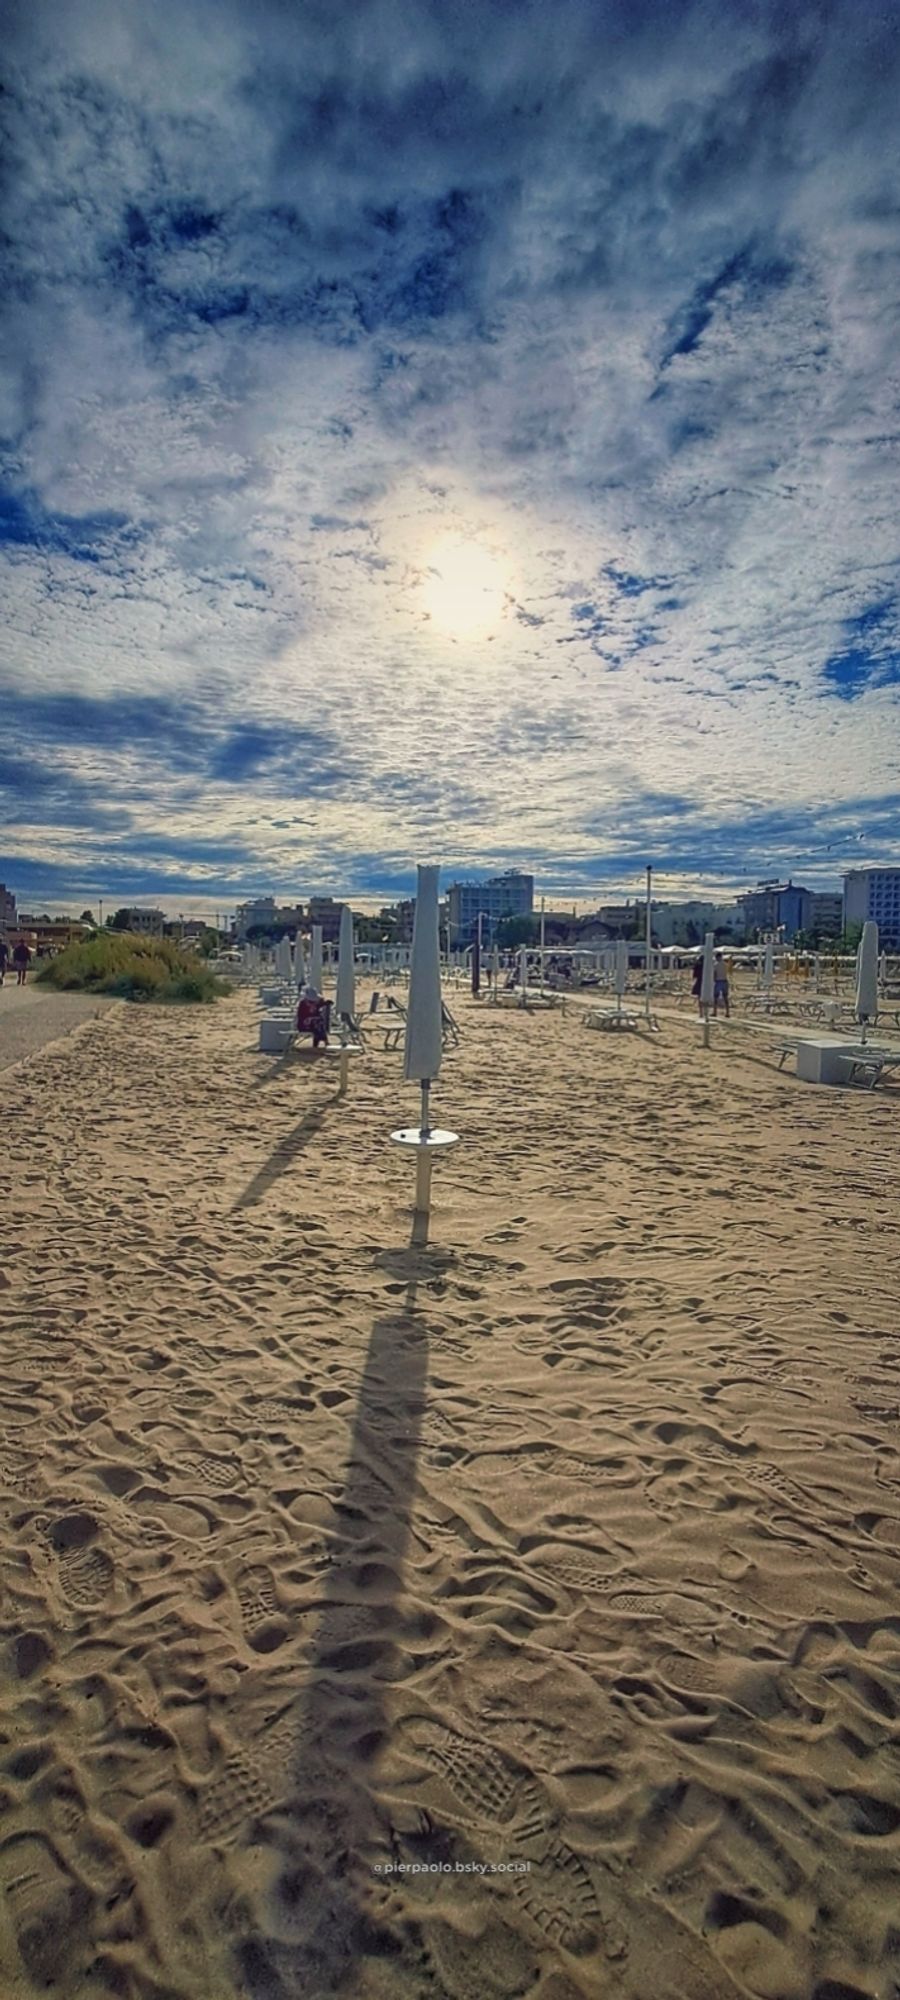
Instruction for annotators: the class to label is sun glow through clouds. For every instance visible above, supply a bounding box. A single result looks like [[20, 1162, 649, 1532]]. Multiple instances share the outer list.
[[420, 536, 510, 638]]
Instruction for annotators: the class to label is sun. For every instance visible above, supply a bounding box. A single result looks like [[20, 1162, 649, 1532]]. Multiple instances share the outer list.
[[420, 535, 509, 638]]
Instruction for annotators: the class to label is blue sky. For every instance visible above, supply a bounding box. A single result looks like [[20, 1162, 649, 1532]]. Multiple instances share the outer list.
[[1, 0, 898, 917]]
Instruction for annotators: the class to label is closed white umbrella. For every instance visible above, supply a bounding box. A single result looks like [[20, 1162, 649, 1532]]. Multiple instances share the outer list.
[[491, 945, 500, 995], [309, 924, 324, 993], [403, 866, 443, 1091], [336, 904, 355, 1019], [334, 906, 358, 1093], [614, 938, 628, 1011], [855, 920, 879, 1044], [276, 935, 292, 983], [700, 931, 716, 1045], [393, 864, 457, 1222], [762, 939, 774, 995], [518, 944, 528, 1005], [293, 931, 306, 987]]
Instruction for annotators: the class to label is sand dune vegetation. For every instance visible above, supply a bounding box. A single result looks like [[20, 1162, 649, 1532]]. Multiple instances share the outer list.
[[35, 932, 227, 1005]]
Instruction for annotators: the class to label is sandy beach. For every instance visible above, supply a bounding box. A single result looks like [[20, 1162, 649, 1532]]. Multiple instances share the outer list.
[[1, 987, 899, 2000]]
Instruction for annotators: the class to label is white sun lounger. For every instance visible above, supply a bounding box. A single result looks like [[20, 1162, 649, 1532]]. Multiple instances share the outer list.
[[583, 1006, 642, 1031], [777, 1037, 900, 1089]]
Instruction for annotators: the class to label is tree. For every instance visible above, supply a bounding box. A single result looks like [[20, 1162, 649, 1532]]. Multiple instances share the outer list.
[[79, 909, 96, 925], [495, 914, 540, 948], [839, 923, 863, 953], [110, 908, 134, 931]]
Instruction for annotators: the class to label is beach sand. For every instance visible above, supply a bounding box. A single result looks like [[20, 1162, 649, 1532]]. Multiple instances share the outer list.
[[1, 988, 898, 1999]]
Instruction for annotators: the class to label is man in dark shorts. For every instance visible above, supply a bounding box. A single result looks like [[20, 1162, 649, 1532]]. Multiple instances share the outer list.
[[12, 940, 31, 986]]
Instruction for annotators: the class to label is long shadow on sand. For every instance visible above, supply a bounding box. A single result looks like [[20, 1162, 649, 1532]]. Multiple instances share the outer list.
[[231, 1094, 340, 1211], [249, 1043, 337, 1092], [234, 1238, 457, 1998]]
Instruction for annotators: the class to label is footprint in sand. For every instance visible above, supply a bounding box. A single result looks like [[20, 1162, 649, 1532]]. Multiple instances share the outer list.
[[400, 1718, 520, 1827], [420, 1912, 540, 1999], [527, 1547, 626, 1597], [198, 1711, 297, 1849], [0, 1832, 95, 1987], [35, 1510, 115, 1607], [397, 1718, 614, 1956], [182, 1450, 243, 1492], [236, 1565, 290, 1653], [506, 1835, 610, 1958], [197, 1749, 279, 1847], [656, 1652, 722, 1696]]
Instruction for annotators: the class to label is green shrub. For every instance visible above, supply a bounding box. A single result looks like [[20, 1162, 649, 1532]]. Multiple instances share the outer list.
[[35, 932, 227, 1005], [161, 971, 220, 1004]]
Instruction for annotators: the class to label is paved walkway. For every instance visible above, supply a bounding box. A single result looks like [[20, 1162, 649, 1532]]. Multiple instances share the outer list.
[[0, 982, 117, 1072]]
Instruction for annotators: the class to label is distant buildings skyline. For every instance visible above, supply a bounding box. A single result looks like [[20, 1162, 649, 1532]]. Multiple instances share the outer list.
[[5, 862, 899, 948]]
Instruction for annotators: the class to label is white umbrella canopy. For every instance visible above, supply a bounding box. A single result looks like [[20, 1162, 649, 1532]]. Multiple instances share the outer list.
[[700, 932, 716, 1009], [614, 939, 628, 997], [404, 865, 443, 1084], [309, 925, 324, 993], [336, 905, 355, 1018], [293, 932, 306, 987], [855, 920, 879, 1025]]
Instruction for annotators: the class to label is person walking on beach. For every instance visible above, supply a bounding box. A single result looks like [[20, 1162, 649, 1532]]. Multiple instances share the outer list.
[[12, 940, 31, 986], [691, 955, 704, 1015], [713, 953, 731, 1018], [0, 936, 8, 986]]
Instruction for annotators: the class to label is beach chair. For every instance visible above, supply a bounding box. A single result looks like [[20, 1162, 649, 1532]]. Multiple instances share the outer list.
[[441, 1001, 461, 1046], [377, 995, 408, 1050], [333, 1009, 367, 1049], [845, 1049, 900, 1089], [583, 1006, 641, 1032]]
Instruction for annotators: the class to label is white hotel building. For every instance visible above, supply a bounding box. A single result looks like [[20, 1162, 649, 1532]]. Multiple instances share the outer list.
[[843, 867, 900, 949]]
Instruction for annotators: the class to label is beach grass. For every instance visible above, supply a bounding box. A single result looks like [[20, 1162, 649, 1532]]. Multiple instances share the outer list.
[[35, 930, 228, 1004]]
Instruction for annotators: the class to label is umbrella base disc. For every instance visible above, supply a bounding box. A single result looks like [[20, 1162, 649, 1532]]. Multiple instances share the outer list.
[[391, 1128, 458, 1149]]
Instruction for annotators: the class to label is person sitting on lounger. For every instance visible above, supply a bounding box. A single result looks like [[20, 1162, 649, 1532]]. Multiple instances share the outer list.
[[296, 986, 329, 1046]]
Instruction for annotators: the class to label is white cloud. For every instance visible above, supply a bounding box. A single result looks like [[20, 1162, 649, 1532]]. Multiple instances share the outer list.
[[1, 0, 898, 910]]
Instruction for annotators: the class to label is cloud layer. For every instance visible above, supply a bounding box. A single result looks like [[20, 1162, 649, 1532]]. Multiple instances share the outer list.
[[1, 0, 898, 912]]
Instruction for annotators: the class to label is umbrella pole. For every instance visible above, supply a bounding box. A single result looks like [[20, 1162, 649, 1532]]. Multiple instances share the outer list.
[[702, 1007, 711, 1048], [415, 1081, 434, 1213], [338, 1048, 351, 1095], [644, 863, 653, 1021]]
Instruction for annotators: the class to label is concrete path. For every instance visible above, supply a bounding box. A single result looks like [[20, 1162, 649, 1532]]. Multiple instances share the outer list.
[[0, 981, 117, 1073]]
